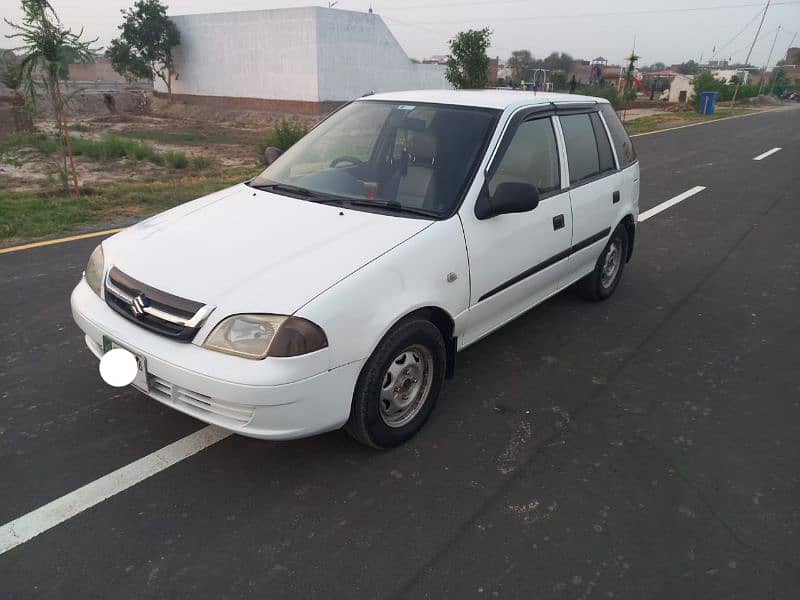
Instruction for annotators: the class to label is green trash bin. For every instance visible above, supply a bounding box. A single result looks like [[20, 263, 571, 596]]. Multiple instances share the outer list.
[[699, 91, 718, 115]]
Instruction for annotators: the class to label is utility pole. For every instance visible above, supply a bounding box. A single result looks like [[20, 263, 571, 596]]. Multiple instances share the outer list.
[[770, 31, 798, 95], [758, 26, 781, 95], [731, 0, 770, 106]]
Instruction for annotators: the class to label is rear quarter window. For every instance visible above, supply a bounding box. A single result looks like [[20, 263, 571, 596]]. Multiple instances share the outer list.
[[600, 104, 637, 168]]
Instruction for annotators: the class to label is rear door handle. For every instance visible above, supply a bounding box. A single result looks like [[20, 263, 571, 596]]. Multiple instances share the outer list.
[[612, 191, 620, 204], [552, 214, 565, 230]]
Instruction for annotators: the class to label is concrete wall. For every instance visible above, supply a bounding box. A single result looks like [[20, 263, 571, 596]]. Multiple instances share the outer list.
[[162, 7, 319, 101], [158, 7, 448, 104], [68, 59, 133, 84], [315, 9, 448, 101]]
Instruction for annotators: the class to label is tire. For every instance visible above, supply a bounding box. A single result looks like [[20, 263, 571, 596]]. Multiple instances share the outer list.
[[345, 318, 446, 449], [577, 226, 629, 302]]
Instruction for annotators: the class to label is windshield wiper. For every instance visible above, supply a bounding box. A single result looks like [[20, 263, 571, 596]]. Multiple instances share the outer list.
[[341, 199, 440, 219], [249, 182, 317, 197]]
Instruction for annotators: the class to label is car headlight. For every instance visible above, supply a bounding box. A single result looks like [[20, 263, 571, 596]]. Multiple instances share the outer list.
[[202, 314, 328, 359], [84, 244, 104, 296]]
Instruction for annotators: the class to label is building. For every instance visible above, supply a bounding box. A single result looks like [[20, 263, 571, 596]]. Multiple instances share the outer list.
[[156, 7, 450, 113]]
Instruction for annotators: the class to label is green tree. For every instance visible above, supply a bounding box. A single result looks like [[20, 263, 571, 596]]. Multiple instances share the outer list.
[[768, 66, 790, 94], [108, 0, 179, 98], [507, 49, 533, 85], [677, 60, 700, 75], [4, 0, 98, 195], [0, 50, 23, 92], [623, 53, 640, 100], [445, 28, 492, 89], [641, 62, 666, 73]]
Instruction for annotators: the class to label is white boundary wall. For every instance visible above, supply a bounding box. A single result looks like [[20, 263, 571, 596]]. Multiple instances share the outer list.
[[157, 7, 449, 103]]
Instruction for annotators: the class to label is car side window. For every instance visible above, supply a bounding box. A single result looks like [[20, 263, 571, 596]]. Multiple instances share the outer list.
[[600, 104, 637, 167], [590, 112, 616, 173], [488, 117, 560, 197], [559, 113, 600, 185]]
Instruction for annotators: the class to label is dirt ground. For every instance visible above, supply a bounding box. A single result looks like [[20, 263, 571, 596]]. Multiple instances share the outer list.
[[0, 91, 322, 193]]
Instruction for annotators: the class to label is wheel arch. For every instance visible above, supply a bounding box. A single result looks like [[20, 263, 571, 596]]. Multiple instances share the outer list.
[[620, 214, 636, 262], [380, 306, 457, 379]]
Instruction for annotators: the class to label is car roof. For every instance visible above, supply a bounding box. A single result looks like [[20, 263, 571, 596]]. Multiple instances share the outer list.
[[361, 89, 610, 111]]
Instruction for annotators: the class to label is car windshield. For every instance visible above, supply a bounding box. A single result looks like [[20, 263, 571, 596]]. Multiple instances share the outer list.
[[250, 100, 499, 217]]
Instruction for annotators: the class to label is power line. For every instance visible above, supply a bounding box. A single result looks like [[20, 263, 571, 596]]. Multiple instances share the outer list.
[[379, 0, 800, 17], [714, 7, 765, 54]]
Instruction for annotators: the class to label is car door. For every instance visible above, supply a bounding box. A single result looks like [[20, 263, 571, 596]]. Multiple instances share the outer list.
[[557, 109, 622, 285], [459, 112, 573, 347]]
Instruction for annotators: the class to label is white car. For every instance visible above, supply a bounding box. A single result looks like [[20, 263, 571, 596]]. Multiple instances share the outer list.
[[71, 90, 639, 448]]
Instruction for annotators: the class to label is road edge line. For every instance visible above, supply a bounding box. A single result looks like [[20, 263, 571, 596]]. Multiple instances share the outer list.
[[0, 228, 124, 255], [629, 108, 784, 138]]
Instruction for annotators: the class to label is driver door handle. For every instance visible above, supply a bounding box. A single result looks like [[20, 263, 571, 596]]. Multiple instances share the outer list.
[[553, 214, 565, 230]]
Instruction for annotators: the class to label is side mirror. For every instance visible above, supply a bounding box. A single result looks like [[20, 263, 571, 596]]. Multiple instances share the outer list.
[[475, 182, 540, 219], [264, 146, 284, 166]]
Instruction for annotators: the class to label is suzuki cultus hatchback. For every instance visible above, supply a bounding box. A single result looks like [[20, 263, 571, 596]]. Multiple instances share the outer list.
[[71, 90, 639, 448]]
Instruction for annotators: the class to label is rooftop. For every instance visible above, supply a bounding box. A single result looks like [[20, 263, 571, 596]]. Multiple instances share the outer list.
[[363, 89, 610, 110]]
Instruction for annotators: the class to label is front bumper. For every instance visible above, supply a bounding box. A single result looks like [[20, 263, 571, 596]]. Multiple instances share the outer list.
[[71, 279, 363, 440]]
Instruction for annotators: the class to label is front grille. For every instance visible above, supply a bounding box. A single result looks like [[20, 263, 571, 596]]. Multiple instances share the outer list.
[[104, 267, 215, 341], [147, 376, 255, 426]]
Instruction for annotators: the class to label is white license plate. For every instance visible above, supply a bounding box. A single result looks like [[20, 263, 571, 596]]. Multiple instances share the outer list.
[[102, 336, 149, 392]]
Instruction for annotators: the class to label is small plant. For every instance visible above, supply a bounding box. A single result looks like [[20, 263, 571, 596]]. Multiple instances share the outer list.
[[190, 155, 205, 170], [164, 150, 188, 169], [70, 123, 90, 132], [257, 120, 309, 163]]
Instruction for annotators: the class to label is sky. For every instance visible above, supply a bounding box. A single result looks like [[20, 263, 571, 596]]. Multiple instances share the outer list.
[[1, 0, 799, 69]]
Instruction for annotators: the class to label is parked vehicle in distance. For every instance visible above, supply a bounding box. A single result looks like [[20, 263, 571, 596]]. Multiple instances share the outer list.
[[71, 90, 639, 448]]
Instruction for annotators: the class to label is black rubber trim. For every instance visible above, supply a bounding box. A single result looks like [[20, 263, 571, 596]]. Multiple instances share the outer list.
[[477, 227, 611, 302], [108, 267, 203, 316]]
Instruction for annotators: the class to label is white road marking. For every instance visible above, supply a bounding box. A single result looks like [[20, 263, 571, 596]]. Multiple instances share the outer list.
[[753, 147, 781, 161], [638, 186, 706, 223], [0, 426, 231, 555]]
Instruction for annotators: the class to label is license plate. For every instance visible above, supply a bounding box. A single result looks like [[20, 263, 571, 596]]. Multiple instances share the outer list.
[[102, 335, 149, 392]]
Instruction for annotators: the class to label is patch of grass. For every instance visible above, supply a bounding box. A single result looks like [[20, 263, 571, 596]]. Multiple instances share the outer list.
[[0, 132, 61, 155], [70, 135, 159, 162], [623, 108, 756, 135], [164, 150, 189, 169], [257, 119, 309, 163], [116, 128, 230, 145], [69, 123, 90, 132], [0, 167, 256, 243], [190, 155, 206, 170]]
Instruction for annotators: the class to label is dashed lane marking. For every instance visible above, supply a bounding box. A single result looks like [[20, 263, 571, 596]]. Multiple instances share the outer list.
[[753, 147, 781, 161], [638, 186, 706, 223], [0, 426, 231, 555]]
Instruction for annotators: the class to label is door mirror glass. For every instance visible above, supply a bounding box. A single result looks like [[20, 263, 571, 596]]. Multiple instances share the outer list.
[[480, 182, 540, 218]]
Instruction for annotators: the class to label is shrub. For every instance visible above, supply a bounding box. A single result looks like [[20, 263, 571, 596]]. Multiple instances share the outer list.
[[575, 84, 622, 109], [257, 119, 309, 163], [70, 135, 158, 162], [164, 150, 189, 169], [692, 72, 761, 111], [190, 155, 206, 170]]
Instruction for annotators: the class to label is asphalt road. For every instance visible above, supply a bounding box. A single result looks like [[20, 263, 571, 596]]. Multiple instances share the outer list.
[[1, 107, 799, 599]]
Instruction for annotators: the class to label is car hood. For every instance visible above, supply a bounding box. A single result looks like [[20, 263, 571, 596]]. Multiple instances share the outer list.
[[103, 184, 432, 315]]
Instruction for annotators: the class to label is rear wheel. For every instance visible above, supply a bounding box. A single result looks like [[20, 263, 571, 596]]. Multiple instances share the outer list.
[[577, 226, 628, 301], [345, 318, 446, 448]]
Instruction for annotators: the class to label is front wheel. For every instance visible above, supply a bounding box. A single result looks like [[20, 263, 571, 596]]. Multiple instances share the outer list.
[[577, 226, 628, 301], [345, 319, 446, 448]]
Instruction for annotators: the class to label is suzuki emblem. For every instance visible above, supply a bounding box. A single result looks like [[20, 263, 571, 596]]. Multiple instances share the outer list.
[[131, 294, 149, 318]]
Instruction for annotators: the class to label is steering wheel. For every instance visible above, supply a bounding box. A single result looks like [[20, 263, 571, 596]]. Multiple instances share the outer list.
[[330, 155, 363, 168]]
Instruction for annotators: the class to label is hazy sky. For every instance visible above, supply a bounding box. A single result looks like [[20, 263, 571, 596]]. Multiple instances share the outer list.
[[1, 0, 798, 68]]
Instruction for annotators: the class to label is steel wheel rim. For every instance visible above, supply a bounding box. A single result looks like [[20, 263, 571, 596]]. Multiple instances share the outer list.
[[601, 240, 621, 289], [379, 344, 434, 428]]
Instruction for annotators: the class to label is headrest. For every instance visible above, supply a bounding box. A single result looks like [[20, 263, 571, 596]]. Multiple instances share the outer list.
[[407, 132, 437, 165]]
